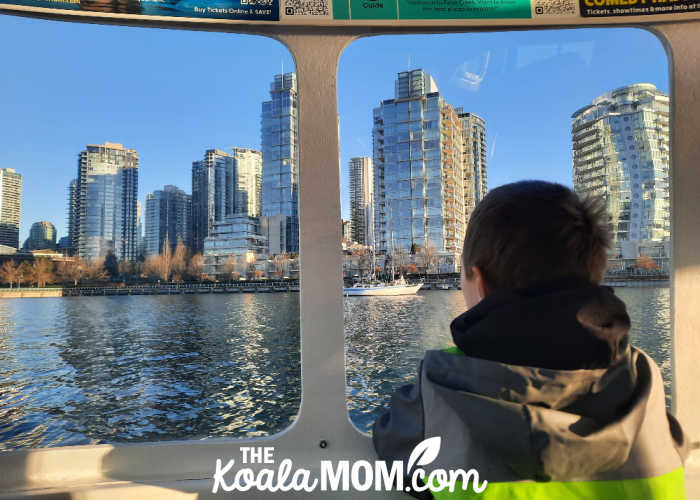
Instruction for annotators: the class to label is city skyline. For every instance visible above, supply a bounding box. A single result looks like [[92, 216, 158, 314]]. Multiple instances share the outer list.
[[0, 17, 669, 244]]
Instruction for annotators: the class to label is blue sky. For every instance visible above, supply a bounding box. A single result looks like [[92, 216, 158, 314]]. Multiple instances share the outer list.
[[0, 16, 668, 244]]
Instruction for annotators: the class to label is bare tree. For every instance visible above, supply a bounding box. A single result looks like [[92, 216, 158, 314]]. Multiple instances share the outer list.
[[422, 241, 438, 277], [0, 260, 20, 288], [29, 259, 53, 288], [86, 258, 108, 281], [16, 262, 30, 288], [222, 256, 238, 281], [157, 235, 173, 281], [56, 257, 87, 286], [187, 253, 204, 281], [170, 237, 188, 281], [271, 253, 289, 278]]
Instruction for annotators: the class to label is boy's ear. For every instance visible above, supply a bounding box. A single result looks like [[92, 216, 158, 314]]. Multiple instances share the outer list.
[[472, 266, 491, 299]]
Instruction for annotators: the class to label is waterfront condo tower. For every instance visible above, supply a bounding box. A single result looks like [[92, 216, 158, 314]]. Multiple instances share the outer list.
[[71, 143, 139, 262], [456, 109, 488, 212], [571, 84, 670, 262], [0, 168, 22, 249], [191, 148, 262, 254], [23, 221, 57, 251], [261, 72, 299, 254], [78, 143, 140, 262], [349, 157, 374, 246], [67, 179, 78, 256], [372, 69, 477, 272], [144, 185, 192, 256]]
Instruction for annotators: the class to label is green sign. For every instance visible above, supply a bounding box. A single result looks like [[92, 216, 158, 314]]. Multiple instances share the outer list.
[[334, 0, 531, 19]]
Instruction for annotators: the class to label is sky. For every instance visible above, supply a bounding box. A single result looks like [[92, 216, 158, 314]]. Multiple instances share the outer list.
[[0, 16, 668, 244]]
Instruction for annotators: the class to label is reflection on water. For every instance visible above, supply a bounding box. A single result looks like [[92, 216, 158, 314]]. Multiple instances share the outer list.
[[0, 287, 670, 449], [344, 287, 672, 433], [0, 294, 300, 450]]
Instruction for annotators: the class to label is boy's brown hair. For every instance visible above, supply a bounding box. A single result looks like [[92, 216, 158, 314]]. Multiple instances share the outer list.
[[462, 180, 611, 290]]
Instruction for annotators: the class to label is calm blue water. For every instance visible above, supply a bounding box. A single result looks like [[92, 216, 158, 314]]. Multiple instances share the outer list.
[[0, 287, 671, 449]]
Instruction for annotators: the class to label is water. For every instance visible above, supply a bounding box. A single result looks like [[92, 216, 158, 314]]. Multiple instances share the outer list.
[[0, 287, 670, 449], [345, 286, 673, 432]]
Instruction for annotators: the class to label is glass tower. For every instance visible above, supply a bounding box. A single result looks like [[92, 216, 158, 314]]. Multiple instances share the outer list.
[[261, 72, 299, 254], [572, 84, 670, 260], [191, 148, 262, 254], [74, 143, 138, 261], [456, 109, 488, 212], [349, 157, 373, 246], [144, 185, 191, 256], [0, 168, 22, 249], [373, 69, 472, 271]]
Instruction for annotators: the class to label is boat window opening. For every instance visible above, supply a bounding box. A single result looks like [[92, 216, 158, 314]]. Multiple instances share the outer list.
[[0, 16, 301, 450], [339, 29, 671, 434]]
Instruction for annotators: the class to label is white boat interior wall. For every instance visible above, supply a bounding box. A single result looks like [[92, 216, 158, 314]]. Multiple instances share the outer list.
[[0, 6, 699, 499]]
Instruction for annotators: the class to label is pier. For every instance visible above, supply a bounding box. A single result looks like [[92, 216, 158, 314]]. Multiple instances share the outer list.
[[0, 280, 300, 298]]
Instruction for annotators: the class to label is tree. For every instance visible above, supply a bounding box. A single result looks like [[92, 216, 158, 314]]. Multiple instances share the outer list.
[[0, 260, 20, 288], [57, 258, 86, 286], [16, 262, 30, 288], [407, 263, 418, 275], [158, 235, 173, 281], [29, 259, 53, 288], [253, 269, 265, 280], [171, 238, 188, 282], [104, 252, 119, 279], [86, 258, 108, 281], [118, 259, 133, 278], [144, 255, 161, 280], [187, 253, 204, 281], [421, 241, 438, 276], [222, 256, 238, 281], [271, 253, 289, 278], [636, 255, 658, 270]]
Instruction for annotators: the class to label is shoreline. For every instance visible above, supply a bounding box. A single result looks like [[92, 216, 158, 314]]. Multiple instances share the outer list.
[[0, 278, 670, 299]]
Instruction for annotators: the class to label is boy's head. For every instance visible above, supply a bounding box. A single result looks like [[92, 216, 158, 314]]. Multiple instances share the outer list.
[[461, 180, 610, 306]]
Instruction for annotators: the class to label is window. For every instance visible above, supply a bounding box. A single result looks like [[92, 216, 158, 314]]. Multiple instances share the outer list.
[[0, 18, 301, 450], [338, 28, 671, 433]]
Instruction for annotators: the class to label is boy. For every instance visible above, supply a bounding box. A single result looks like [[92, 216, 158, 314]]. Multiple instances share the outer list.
[[373, 181, 687, 499]]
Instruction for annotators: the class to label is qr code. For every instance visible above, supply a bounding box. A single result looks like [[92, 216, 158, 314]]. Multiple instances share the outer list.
[[284, 0, 330, 15], [534, 0, 576, 15]]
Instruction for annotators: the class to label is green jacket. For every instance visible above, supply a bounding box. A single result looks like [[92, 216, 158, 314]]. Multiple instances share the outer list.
[[373, 282, 687, 499]]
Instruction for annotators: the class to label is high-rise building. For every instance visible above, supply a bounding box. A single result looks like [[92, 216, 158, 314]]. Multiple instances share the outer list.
[[349, 157, 374, 246], [232, 147, 263, 217], [572, 84, 670, 260], [144, 185, 191, 256], [23, 221, 56, 250], [0, 168, 22, 249], [373, 69, 474, 272], [342, 219, 352, 243], [456, 110, 488, 211], [136, 200, 145, 259], [191, 148, 262, 253], [72, 142, 139, 261], [67, 179, 78, 256], [261, 72, 299, 254]]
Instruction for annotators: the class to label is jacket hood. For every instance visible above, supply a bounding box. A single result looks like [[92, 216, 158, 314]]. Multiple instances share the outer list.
[[450, 278, 631, 370]]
